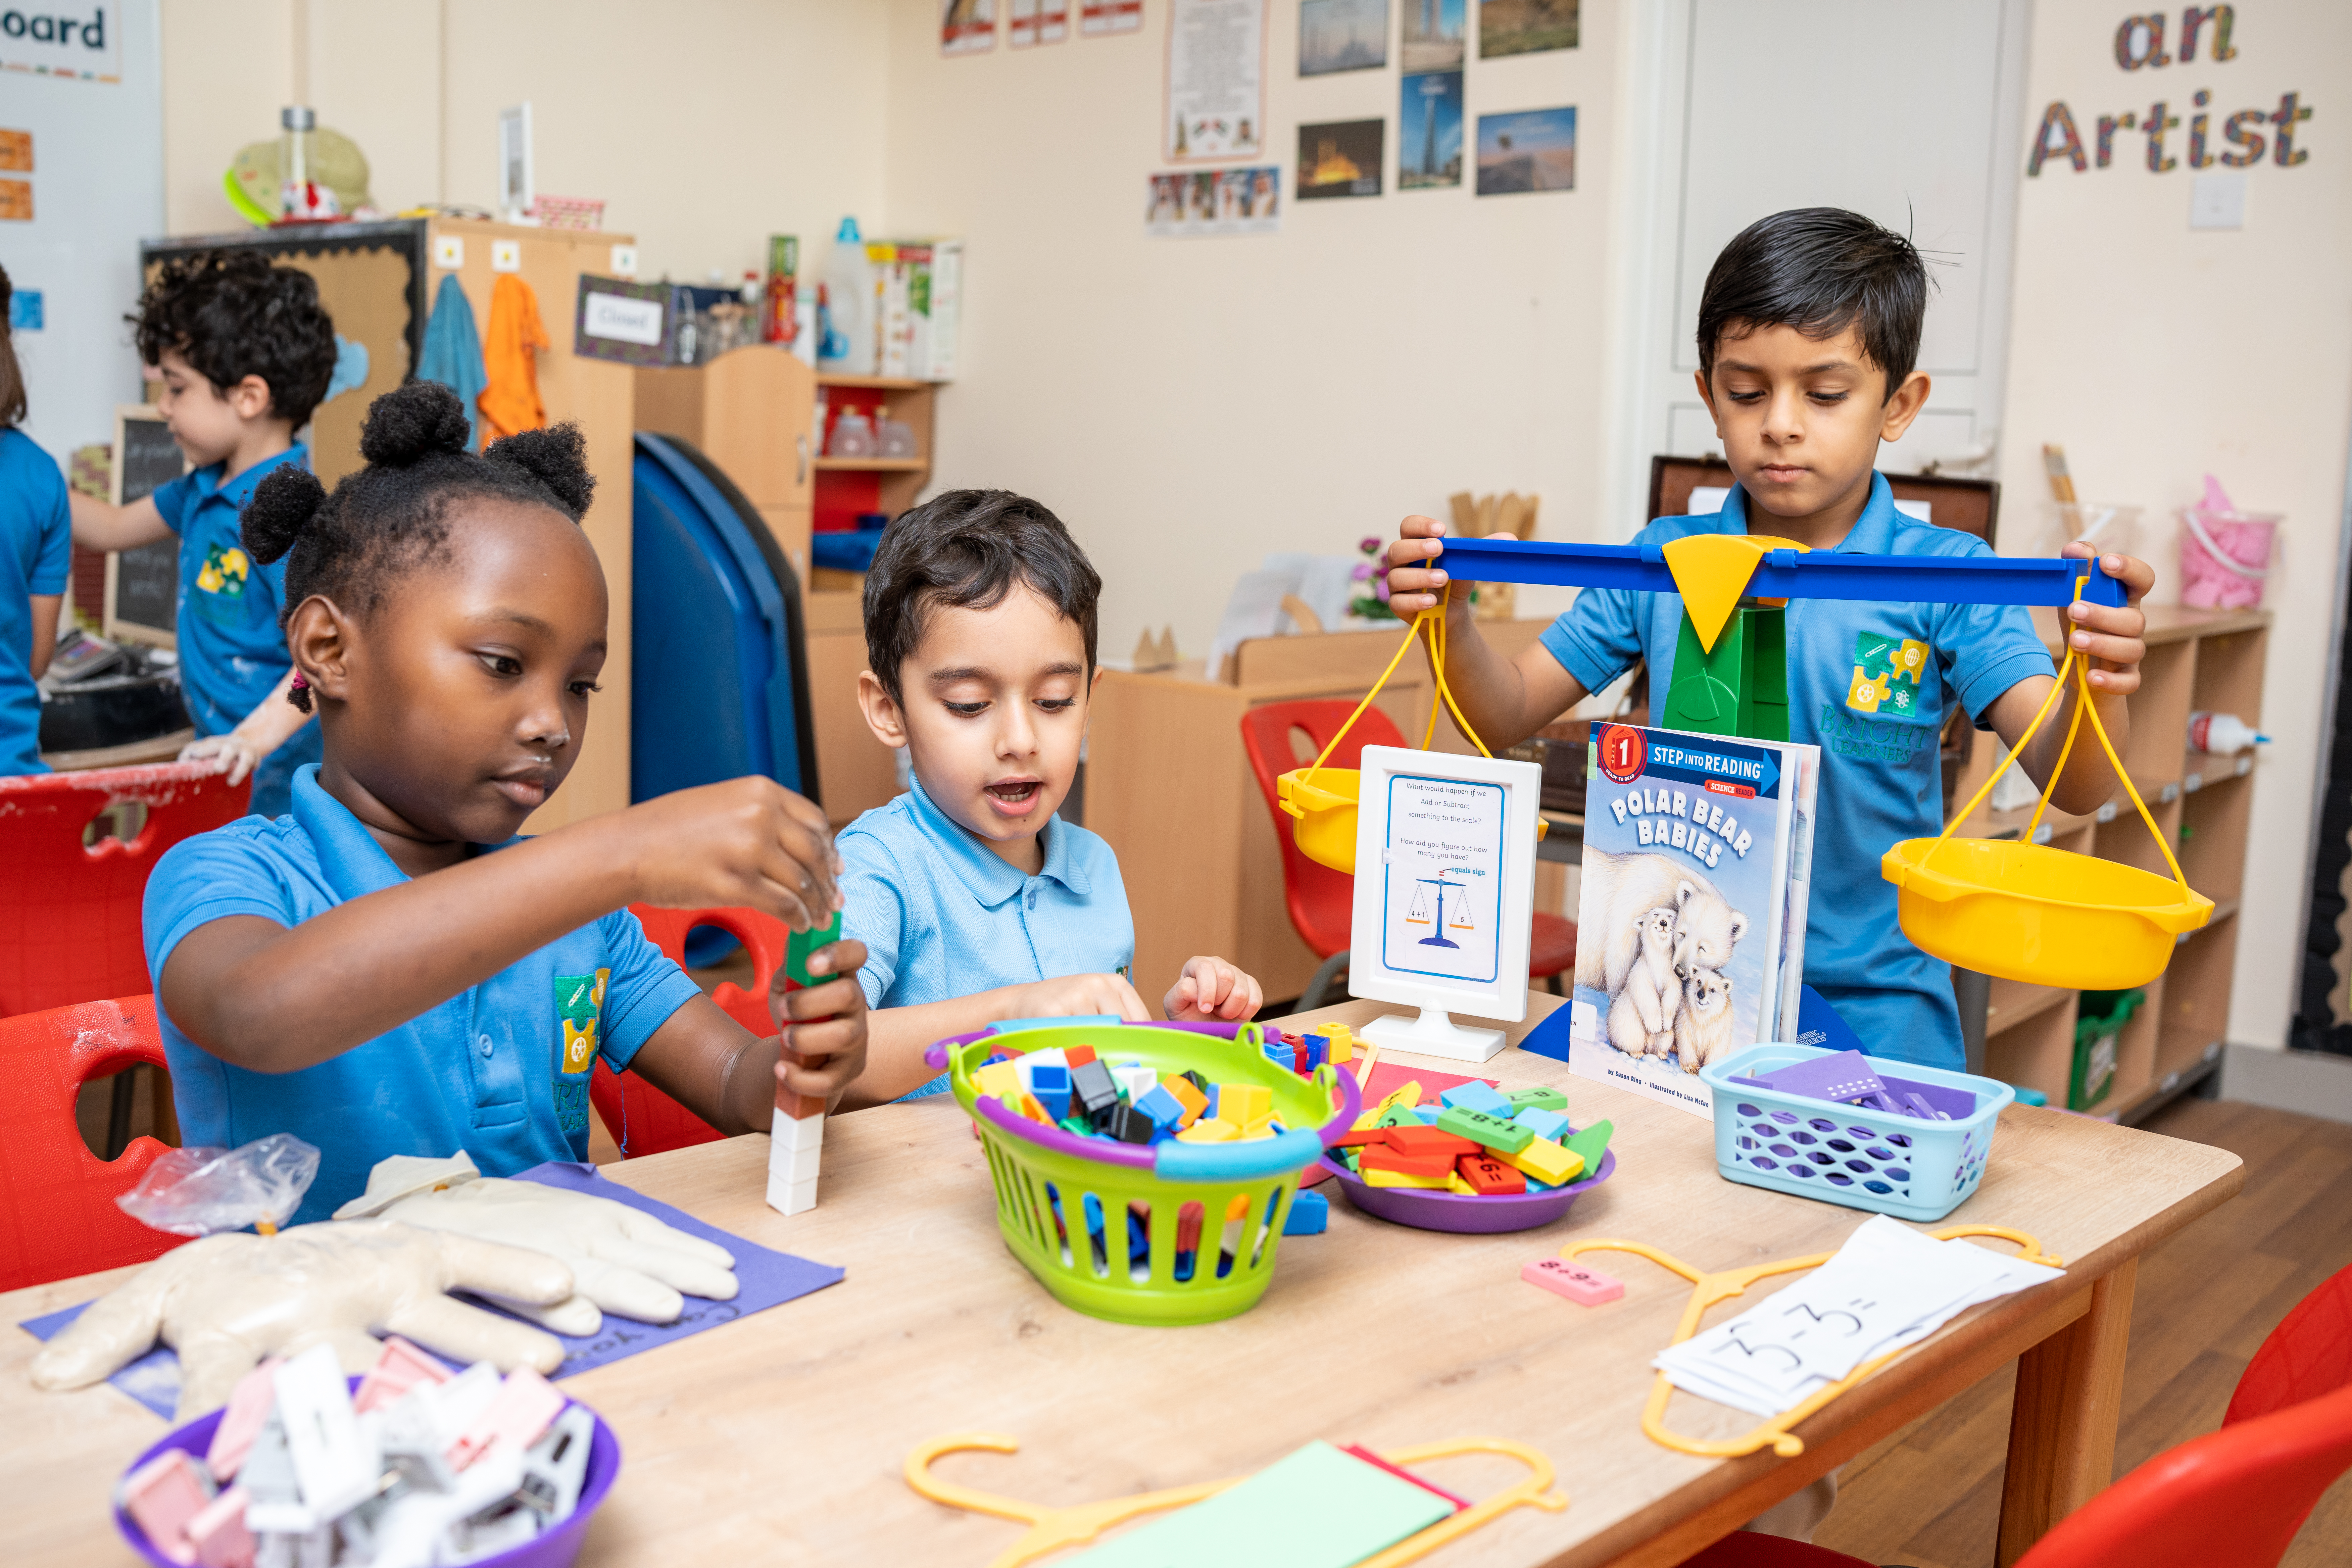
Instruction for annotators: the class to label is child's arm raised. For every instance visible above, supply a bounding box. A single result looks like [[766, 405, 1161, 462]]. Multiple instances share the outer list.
[[69, 490, 174, 553], [1386, 513, 1590, 748], [158, 776, 841, 1072]]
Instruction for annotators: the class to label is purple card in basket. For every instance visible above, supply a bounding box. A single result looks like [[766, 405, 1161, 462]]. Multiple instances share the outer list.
[[1735, 1050, 1889, 1106]]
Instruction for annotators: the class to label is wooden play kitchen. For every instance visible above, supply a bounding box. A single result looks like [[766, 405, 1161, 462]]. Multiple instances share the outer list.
[[0, 992, 2244, 1566]]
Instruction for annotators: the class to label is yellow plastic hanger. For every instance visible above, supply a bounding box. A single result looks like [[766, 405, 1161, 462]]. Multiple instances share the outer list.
[[904, 1431, 1568, 1567], [1558, 1226, 2062, 1458]]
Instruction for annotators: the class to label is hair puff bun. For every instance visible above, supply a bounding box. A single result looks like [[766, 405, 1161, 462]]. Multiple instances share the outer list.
[[358, 381, 474, 467], [484, 422, 595, 519], [241, 466, 329, 565]]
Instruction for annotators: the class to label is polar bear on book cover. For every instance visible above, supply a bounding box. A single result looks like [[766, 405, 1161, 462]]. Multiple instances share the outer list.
[[1578, 848, 1748, 1058]]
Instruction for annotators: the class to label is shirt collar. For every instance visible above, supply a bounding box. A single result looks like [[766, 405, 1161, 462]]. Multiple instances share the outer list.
[[290, 763, 412, 902], [1718, 471, 1897, 555], [207, 443, 309, 505], [904, 774, 1091, 907]]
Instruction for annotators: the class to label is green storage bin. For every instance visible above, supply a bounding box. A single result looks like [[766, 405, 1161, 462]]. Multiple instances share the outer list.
[[2071, 988, 2146, 1110]]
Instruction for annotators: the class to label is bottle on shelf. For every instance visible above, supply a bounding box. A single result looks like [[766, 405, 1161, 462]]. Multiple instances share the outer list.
[[792, 282, 818, 366], [828, 411, 876, 459], [819, 217, 873, 375], [2187, 712, 2269, 755], [876, 406, 918, 459]]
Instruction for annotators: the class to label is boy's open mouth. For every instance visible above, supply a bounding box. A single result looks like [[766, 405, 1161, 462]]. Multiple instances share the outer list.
[[983, 778, 1044, 816]]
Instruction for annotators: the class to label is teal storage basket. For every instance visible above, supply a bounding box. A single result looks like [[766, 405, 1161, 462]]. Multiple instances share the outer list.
[[1699, 1043, 2016, 1222]]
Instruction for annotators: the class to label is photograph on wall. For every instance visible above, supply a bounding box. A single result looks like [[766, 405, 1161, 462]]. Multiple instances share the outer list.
[[1476, 106, 1576, 194], [1166, 0, 1266, 160], [1479, 0, 1578, 58], [1400, 0, 1466, 71], [1399, 70, 1464, 189], [1009, 0, 1069, 46], [1299, 0, 1387, 76], [1297, 118, 1384, 199], [1081, 0, 1143, 35], [942, 0, 996, 54], [1147, 166, 1281, 236]]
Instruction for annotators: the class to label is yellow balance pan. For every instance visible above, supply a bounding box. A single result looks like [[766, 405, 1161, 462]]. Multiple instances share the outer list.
[[1278, 766, 1544, 876], [1881, 835, 2213, 989]]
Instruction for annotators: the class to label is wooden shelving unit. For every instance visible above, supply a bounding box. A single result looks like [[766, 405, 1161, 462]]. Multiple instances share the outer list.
[[1950, 605, 2269, 1123], [814, 372, 937, 536]]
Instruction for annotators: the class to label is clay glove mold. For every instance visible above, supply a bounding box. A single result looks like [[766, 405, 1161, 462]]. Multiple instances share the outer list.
[[373, 1177, 739, 1335], [28, 1220, 573, 1420]]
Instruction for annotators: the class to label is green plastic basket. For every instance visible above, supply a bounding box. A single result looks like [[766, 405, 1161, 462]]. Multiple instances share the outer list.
[[935, 1022, 1360, 1326]]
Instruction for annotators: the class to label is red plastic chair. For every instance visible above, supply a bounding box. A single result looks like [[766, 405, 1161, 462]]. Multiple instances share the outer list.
[[1238, 700, 1577, 1009], [0, 995, 191, 1291], [0, 763, 250, 1017], [587, 905, 792, 1158], [1681, 1260, 2352, 1568]]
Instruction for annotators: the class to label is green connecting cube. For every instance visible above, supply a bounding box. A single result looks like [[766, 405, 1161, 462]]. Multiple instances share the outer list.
[[786, 909, 844, 988]]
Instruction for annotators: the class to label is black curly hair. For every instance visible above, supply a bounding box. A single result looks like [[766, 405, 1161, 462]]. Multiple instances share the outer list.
[[1697, 208, 1935, 400], [132, 251, 339, 429], [0, 262, 24, 427], [240, 381, 596, 713]]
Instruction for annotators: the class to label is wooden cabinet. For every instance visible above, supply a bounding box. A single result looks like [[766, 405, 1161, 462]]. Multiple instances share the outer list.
[[802, 590, 900, 828], [634, 346, 817, 587], [1950, 604, 2269, 1121]]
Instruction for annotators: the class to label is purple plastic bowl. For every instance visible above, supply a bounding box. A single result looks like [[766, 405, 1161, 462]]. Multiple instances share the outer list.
[[115, 1376, 620, 1568], [1320, 1144, 1618, 1234]]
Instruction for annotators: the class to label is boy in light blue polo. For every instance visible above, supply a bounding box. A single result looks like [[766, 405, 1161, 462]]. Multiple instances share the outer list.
[[837, 490, 1264, 1104], [1386, 210, 2158, 1068]]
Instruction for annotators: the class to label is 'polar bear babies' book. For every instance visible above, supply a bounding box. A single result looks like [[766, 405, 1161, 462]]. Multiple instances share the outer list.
[[1563, 722, 1819, 1119]]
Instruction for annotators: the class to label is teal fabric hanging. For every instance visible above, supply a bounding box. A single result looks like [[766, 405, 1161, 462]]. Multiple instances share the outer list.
[[418, 273, 487, 449]]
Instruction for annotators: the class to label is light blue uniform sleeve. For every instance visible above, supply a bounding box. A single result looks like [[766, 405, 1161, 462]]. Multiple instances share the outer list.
[[1539, 585, 1651, 696], [150, 471, 196, 535], [838, 830, 912, 1011], [593, 906, 702, 1072], [31, 459, 69, 594], [143, 830, 303, 1002]]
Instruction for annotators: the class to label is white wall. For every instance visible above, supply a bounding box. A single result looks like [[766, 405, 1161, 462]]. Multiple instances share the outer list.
[[1999, 0, 2352, 1049], [881, 0, 1617, 657]]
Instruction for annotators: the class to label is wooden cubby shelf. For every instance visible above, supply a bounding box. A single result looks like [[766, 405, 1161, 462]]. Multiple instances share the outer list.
[[1951, 604, 2268, 1122]]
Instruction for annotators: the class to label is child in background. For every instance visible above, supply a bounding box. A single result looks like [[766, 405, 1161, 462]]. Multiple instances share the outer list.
[[145, 383, 867, 1223], [0, 263, 68, 776], [70, 252, 338, 816], [1386, 208, 2155, 1074], [838, 490, 1262, 1105]]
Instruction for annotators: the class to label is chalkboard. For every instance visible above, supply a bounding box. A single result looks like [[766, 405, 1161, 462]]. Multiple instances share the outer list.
[[106, 405, 185, 645]]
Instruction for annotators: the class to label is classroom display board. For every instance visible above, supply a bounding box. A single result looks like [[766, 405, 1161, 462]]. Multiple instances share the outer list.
[[103, 405, 184, 646], [1348, 743, 1541, 1061]]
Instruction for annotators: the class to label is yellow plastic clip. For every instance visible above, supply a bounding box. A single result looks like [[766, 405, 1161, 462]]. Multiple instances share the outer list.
[[904, 1432, 1567, 1568], [1561, 1226, 2062, 1459]]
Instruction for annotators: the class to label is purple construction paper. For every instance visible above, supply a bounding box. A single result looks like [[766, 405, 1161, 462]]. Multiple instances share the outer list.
[[1881, 1074, 1978, 1120], [17, 1161, 842, 1420], [1753, 1050, 1889, 1105]]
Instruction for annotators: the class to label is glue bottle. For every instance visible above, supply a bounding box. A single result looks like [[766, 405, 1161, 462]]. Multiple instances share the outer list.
[[2187, 712, 2269, 755]]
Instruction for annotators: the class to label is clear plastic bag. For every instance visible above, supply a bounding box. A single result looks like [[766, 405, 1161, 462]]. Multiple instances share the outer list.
[[116, 1133, 321, 1236]]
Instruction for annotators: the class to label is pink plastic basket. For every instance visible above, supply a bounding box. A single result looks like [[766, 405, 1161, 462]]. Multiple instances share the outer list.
[[2179, 506, 2276, 609]]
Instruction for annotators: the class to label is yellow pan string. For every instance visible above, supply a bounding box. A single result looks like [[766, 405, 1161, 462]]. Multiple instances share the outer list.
[[1294, 573, 1492, 811]]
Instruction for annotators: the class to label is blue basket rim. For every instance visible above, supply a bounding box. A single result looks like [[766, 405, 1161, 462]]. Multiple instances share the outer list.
[[1701, 1042, 2014, 1133]]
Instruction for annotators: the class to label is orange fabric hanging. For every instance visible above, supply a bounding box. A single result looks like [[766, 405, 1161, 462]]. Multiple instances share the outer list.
[[477, 273, 548, 442]]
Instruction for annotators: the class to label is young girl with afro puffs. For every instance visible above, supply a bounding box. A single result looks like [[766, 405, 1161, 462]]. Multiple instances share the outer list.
[[142, 381, 867, 1223]]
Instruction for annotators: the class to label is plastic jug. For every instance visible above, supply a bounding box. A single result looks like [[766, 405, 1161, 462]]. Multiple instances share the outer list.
[[819, 217, 873, 374], [2188, 712, 2269, 755]]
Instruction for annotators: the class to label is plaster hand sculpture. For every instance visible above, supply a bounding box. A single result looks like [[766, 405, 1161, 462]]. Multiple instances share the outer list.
[[366, 1177, 739, 1335], [29, 1221, 573, 1421]]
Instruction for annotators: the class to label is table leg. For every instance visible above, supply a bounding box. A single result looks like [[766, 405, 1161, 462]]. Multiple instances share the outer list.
[[1996, 1258, 2138, 1565]]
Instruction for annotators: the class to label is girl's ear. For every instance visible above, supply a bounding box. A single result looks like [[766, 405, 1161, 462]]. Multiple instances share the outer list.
[[856, 669, 909, 750], [287, 596, 356, 707]]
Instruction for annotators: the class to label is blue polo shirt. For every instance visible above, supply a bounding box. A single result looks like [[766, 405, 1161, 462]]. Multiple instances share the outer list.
[[839, 777, 1134, 1095], [1540, 475, 2056, 1067], [0, 429, 70, 776], [144, 765, 703, 1223], [151, 444, 321, 816]]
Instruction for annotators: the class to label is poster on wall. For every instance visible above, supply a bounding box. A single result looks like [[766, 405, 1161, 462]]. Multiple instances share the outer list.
[[1147, 166, 1281, 236], [1400, 70, 1463, 189], [1400, 0, 1465, 71], [1478, 0, 1577, 58], [1476, 106, 1575, 194], [1, 6, 120, 82], [1166, 0, 1265, 161], [942, 0, 997, 54], [1297, 118, 1384, 199], [1008, 0, 1069, 46], [1299, 0, 1387, 76], [1081, 0, 1144, 37]]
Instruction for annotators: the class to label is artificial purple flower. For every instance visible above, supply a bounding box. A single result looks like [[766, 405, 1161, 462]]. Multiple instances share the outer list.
[[1374, 574, 1391, 601], [1359, 536, 1381, 555], [1352, 562, 1373, 581]]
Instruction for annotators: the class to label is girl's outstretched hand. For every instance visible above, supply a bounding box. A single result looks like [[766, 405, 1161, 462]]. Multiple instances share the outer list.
[[773, 937, 870, 1103], [622, 777, 843, 931]]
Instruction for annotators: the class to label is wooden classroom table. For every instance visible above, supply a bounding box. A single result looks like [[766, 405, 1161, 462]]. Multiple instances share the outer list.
[[4, 993, 2241, 1568]]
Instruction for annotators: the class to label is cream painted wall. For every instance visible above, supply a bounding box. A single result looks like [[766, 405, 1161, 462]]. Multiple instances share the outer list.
[[880, 0, 1616, 658], [2000, 0, 2352, 1049]]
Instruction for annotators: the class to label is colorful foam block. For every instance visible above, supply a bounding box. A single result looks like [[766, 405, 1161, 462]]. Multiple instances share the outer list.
[[1507, 1084, 1568, 1112], [974, 1060, 1024, 1100], [1326, 1128, 1388, 1149], [1564, 1119, 1614, 1175], [1216, 1082, 1271, 1128], [1436, 1105, 1534, 1154], [1438, 1081, 1513, 1117], [1165, 1075, 1208, 1126], [1177, 1117, 1239, 1143], [1283, 1190, 1329, 1235], [1360, 1144, 1454, 1181], [1135, 1084, 1186, 1133], [1354, 1081, 1421, 1130], [1374, 1104, 1420, 1130], [1513, 1105, 1571, 1143], [1365, 1167, 1455, 1189], [1384, 1124, 1480, 1157], [1503, 1134, 1584, 1187], [1456, 1153, 1527, 1195], [1522, 1257, 1624, 1306]]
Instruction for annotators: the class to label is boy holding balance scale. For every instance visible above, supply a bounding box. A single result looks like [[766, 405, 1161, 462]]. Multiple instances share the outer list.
[[1385, 209, 2156, 1069]]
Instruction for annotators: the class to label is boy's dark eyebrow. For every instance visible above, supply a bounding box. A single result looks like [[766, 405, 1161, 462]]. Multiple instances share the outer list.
[[925, 660, 1087, 683], [1718, 355, 1859, 375]]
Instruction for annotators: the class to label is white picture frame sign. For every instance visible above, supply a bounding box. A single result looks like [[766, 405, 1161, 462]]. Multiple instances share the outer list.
[[1347, 743, 1542, 1062]]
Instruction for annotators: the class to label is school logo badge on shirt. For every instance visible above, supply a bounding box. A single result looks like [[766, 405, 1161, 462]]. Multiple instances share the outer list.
[[1847, 632, 1930, 721], [552, 968, 610, 1136], [196, 543, 250, 597]]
